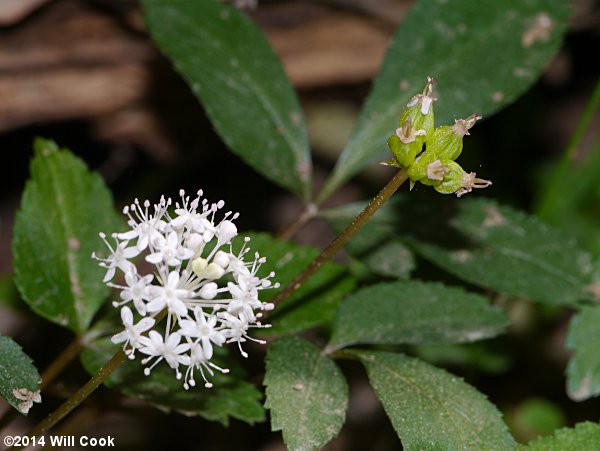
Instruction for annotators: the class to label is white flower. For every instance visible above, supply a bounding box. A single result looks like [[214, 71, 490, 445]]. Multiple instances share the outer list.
[[111, 306, 155, 358], [226, 279, 261, 322], [183, 343, 229, 389], [146, 271, 191, 318], [219, 312, 268, 358], [94, 189, 277, 389], [93, 233, 138, 282], [146, 231, 193, 267], [117, 197, 168, 251], [170, 189, 203, 230], [110, 271, 153, 315], [179, 308, 225, 360], [139, 331, 190, 379]]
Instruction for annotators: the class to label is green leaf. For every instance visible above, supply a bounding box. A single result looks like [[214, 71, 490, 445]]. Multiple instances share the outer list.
[[320, 0, 570, 200], [234, 233, 356, 335], [356, 351, 515, 450], [517, 421, 600, 450], [332, 220, 415, 279], [415, 343, 512, 374], [0, 335, 42, 415], [80, 338, 265, 426], [360, 240, 414, 279], [141, 0, 312, 200], [323, 196, 595, 306], [264, 336, 348, 451], [565, 306, 600, 401], [408, 198, 594, 306], [328, 280, 508, 351], [13, 139, 121, 333]]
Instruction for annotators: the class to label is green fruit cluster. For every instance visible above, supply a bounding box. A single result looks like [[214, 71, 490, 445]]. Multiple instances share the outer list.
[[383, 78, 492, 197]]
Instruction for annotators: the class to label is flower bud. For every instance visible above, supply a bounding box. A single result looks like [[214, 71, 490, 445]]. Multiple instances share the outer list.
[[198, 282, 218, 299], [191, 257, 208, 276], [192, 257, 225, 279], [204, 262, 225, 279], [213, 250, 230, 268], [217, 220, 238, 245], [427, 113, 481, 161]]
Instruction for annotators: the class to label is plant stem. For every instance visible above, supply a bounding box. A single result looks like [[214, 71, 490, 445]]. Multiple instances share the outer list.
[[276, 203, 319, 241], [562, 77, 600, 164], [21, 307, 165, 441], [536, 77, 600, 218], [270, 169, 408, 307], [40, 337, 84, 391], [325, 348, 362, 360], [23, 350, 126, 442]]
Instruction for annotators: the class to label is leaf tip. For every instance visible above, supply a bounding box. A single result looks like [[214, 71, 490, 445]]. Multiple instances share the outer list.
[[33, 137, 59, 157], [568, 373, 593, 401]]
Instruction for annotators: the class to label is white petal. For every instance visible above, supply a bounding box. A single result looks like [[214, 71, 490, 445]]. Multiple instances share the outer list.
[[117, 230, 138, 240], [167, 271, 180, 288], [171, 298, 188, 318], [201, 338, 213, 360], [103, 267, 116, 283], [111, 331, 128, 344], [170, 215, 189, 229], [135, 317, 156, 333], [145, 252, 163, 264], [148, 330, 163, 346], [120, 306, 134, 326], [146, 298, 165, 313], [137, 234, 150, 250], [123, 246, 141, 259]]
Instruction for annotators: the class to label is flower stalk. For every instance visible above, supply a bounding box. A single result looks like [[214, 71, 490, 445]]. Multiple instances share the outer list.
[[25, 349, 126, 442], [269, 169, 409, 307]]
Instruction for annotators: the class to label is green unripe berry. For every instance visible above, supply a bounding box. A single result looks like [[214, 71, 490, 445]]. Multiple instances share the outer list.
[[427, 113, 481, 161], [407, 150, 447, 187], [399, 77, 436, 139], [387, 117, 427, 167], [434, 160, 492, 197], [433, 161, 465, 194]]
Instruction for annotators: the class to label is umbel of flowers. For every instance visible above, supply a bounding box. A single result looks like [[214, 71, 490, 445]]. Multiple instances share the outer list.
[[383, 77, 492, 197], [93, 190, 278, 389]]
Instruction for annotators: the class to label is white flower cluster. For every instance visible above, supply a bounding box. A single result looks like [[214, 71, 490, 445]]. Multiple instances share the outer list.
[[93, 190, 277, 389]]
